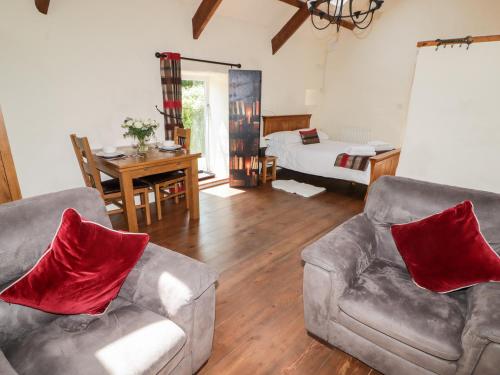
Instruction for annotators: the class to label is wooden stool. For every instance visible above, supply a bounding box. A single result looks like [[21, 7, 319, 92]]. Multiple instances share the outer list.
[[259, 156, 277, 184]]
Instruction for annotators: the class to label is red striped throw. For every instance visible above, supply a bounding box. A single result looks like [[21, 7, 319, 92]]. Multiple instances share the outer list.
[[335, 154, 370, 171]]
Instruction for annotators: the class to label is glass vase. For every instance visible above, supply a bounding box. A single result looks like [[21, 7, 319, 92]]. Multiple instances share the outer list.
[[137, 138, 149, 154]]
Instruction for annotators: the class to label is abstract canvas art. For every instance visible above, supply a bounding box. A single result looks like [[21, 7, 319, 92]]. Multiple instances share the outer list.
[[229, 70, 262, 187]]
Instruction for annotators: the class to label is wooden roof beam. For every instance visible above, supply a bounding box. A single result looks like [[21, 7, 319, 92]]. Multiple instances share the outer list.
[[192, 0, 223, 40], [277, 0, 304, 7], [272, 2, 354, 55], [35, 0, 50, 14], [272, 5, 310, 55]]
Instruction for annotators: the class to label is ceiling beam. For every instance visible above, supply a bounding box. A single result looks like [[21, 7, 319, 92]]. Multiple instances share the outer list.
[[34, 0, 50, 14], [272, 5, 310, 55], [192, 0, 223, 40], [277, 0, 304, 7], [272, 2, 354, 55]]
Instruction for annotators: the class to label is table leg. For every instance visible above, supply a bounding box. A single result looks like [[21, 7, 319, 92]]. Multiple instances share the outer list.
[[187, 159, 200, 220], [272, 159, 277, 181], [120, 172, 138, 232]]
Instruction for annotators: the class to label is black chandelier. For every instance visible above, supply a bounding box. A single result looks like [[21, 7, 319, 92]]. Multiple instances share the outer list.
[[307, 0, 384, 31]]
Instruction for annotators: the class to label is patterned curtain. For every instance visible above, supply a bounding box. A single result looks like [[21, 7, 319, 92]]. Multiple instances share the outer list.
[[160, 52, 183, 140]]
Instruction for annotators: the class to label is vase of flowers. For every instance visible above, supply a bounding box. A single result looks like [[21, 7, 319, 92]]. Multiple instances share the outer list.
[[121, 118, 159, 153]]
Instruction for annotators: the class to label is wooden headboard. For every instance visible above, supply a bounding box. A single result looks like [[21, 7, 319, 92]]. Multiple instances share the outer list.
[[262, 114, 312, 136]]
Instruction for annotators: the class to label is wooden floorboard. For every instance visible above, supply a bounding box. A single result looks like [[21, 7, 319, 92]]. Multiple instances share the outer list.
[[111, 182, 380, 375]]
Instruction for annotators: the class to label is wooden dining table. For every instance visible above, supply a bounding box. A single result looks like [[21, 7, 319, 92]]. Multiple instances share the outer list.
[[93, 147, 201, 232]]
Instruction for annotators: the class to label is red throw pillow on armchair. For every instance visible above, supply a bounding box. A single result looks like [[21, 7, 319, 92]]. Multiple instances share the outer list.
[[391, 201, 500, 293], [0, 208, 149, 315]]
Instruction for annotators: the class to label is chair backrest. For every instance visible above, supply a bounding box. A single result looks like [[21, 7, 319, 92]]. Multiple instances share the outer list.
[[365, 176, 500, 266], [0, 109, 22, 204], [174, 127, 191, 151], [70, 134, 105, 197]]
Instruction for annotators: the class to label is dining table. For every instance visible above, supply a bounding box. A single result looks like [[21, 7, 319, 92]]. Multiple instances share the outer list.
[[93, 146, 201, 232]]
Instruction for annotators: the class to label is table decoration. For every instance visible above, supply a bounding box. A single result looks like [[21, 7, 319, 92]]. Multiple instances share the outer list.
[[121, 118, 159, 154]]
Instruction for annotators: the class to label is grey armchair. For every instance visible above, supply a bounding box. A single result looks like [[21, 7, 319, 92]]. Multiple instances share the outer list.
[[302, 176, 500, 375], [0, 188, 218, 375]]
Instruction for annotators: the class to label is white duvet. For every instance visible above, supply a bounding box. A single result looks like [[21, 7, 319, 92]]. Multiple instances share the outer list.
[[266, 140, 371, 185]]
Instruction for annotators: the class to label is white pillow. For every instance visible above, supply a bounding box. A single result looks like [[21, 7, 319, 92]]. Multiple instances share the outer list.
[[265, 129, 330, 145], [265, 131, 301, 145]]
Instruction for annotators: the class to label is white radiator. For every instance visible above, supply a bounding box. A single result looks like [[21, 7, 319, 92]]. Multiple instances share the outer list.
[[339, 127, 372, 144]]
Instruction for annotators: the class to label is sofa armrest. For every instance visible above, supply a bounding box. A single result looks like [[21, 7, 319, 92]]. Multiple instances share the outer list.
[[302, 213, 375, 279], [301, 214, 375, 330], [0, 351, 18, 375], [464, 283, 500, 343], [120, 243, 218, 373], [120, 243, 218, 313], [457, 283, 500, 375]]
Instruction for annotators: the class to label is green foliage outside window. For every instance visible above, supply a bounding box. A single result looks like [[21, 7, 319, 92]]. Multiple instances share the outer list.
[[182, 80, 206, 155]]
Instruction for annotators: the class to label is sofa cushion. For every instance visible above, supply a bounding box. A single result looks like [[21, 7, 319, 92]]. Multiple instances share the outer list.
[[338, 259, 465, 361], [337, 312, 457, 375], [0, 208, 149, 315], [0, 188, 110, 288], [365, 176, 500, 266], [5, 299, 186, 375], [391, 201, 500, 293]]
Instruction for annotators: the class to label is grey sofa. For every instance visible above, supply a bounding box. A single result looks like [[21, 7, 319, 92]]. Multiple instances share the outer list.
[[302, 176, 500, 375], [0, 188, 218, 375]]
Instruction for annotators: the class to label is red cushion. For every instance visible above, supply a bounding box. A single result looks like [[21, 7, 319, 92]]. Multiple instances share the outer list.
[[299, 128, 320, 145], [0, 209, 149, 315], [391, 201, 500, 293]]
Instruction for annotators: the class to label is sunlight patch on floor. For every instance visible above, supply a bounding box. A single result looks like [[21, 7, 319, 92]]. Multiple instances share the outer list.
[[202, 184, 246, 198]]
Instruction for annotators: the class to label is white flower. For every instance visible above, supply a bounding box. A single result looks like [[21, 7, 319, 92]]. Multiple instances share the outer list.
[[126, 120, 134, 126], [133, 121, 143, 129]]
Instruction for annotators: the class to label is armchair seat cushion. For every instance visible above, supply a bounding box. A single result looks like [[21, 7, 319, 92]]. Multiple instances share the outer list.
[[5, 298, 186, 375], [338, 259, 466, 361]]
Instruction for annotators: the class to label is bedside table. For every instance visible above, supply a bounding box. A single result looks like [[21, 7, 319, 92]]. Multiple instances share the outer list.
[[259, 155, 277, 184]]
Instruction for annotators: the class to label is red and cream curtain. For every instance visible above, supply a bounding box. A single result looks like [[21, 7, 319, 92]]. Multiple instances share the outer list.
[[160, 52, 183, 140]]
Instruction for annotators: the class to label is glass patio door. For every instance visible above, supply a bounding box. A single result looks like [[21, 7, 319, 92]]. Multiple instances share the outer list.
[[182, 79, 208, 170]]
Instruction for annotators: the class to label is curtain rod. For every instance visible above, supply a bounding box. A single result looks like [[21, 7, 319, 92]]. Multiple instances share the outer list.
[[155, 52, 241, 69]]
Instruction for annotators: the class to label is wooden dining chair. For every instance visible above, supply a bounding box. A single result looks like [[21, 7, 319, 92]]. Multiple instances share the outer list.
[[141, 127, 191, 220], [174, 127, 191, 151], [70, 134, 151, 225]]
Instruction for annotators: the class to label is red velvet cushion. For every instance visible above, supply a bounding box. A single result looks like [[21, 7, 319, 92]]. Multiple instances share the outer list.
[[0, 209, 149, 315], [391, 201, 500, 293], [299, 128, 320, 145]]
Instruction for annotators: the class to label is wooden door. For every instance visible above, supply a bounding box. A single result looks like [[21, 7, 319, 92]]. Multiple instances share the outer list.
[[0, 109, 21, 203]]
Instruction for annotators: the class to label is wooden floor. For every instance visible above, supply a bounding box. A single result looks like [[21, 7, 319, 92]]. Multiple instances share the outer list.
[[111, 181, 380, 375]]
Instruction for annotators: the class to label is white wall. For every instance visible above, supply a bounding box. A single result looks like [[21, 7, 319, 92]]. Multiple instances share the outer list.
[[317, 0, 500, 146], [0, 0, 327, 197]]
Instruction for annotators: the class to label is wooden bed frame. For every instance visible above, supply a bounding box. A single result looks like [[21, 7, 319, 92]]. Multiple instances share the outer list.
[[262, 115, 401, 190]]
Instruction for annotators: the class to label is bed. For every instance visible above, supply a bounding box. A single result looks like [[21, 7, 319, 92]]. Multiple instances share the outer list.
[[262, 115, 401, 189]]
